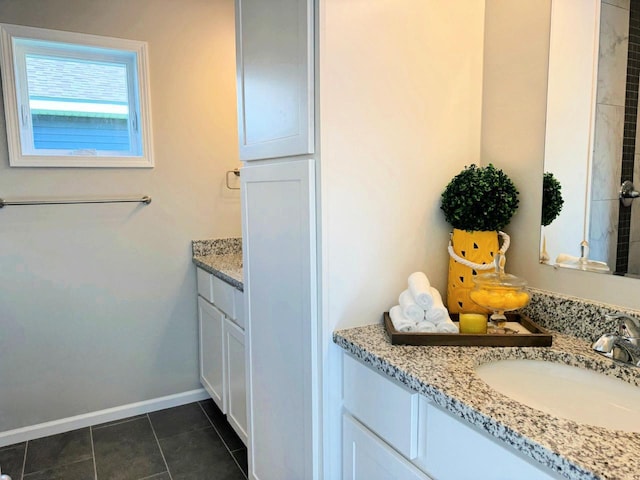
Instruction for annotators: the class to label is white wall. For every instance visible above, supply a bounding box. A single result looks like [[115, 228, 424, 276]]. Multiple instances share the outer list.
[[0, 0, 240, 433], [319, 0, 486, 331], [318, 2, 485, 477], [482, 0, 640, 310]]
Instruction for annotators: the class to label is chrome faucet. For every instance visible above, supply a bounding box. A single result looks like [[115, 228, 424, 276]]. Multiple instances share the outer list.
[[592, 314, 640, 367]]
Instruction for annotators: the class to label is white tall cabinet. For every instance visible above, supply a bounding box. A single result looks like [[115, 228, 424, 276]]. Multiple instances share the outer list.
[[236, 0, 486, 478], [236, 0, 318, 478], [241, 161, 317, 480]]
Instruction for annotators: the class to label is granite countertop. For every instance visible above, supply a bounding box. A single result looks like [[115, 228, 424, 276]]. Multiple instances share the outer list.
[[193, 253, 243, 291], [192, 238, 243, 291], [334, 323, 640, 480]]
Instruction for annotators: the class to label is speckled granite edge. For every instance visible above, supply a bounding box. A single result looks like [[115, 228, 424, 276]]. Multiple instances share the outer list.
[[523, 287, 640, 342], [333, 324, 640, 480], [193, 254, 243, 291], [192, 237, 242, 257]]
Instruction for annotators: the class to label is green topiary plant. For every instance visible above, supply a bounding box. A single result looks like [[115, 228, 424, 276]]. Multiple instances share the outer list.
[[440, 164, 519, 232], [541, 171, 564, 227]]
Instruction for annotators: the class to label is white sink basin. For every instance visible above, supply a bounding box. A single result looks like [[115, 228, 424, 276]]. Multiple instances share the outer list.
[[475, 359, 640, 432]]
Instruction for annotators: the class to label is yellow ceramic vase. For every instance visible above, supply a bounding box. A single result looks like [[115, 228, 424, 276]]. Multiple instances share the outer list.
[[447, 229, 499, 314]]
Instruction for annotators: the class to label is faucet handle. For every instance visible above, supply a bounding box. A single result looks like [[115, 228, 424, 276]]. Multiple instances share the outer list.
[[593, 332, 617, 353]]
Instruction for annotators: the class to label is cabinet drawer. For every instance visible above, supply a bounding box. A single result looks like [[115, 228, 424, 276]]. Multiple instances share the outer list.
[[212, 275, 235, 319], [196, 267, 214, 303], [343, 354, 418, 459], [234, 288, 245, 329]]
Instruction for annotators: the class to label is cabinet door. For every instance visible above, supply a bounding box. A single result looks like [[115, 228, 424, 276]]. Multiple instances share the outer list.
[[242, 159, 317, 480], [343, 415, 431, 480], [235, 0, 314, 160], [224, 317, 247, 446], [416, 400, 562, 480], [198, 297, 226, 413]]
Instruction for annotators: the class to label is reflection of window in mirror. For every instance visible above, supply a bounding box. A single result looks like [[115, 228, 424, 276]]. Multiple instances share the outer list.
[[542, 0, 640, 277], [0, 23, 154, 168]]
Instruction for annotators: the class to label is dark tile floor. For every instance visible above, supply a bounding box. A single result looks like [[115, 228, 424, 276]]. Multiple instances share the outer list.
[[0, 400, 247, 480]]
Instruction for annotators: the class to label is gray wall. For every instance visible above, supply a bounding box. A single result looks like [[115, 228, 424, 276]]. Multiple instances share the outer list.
[[0, 0, 240, 432]]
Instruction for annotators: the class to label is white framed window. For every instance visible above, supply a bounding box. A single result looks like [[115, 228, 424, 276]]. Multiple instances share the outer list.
[[0, 23, 154, 168]]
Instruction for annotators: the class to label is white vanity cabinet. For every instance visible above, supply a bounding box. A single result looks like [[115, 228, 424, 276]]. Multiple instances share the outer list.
[[342, 354, 562, 480], [196, 267, 247, 445]]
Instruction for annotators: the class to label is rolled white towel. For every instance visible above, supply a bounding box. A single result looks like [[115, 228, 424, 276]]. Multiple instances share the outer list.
[[399, 289, 426, 322], [408, 272, 433, 310], [415, 321, 437, 333], [436, 318, 459, 333], [389, 305, 417, 332], [425, 308, 449, 325], [424, 287, 450, 325]]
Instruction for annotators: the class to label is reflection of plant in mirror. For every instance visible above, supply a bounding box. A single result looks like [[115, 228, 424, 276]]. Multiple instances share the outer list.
[[440, 164, 519, 231], [541, 172, 564, 227]]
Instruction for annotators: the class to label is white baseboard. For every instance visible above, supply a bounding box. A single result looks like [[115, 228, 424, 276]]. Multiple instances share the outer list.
[[0, 388, 210, 448]]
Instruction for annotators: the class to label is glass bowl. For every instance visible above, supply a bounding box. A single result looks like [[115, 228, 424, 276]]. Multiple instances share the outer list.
[[469, 272, 530, 327]]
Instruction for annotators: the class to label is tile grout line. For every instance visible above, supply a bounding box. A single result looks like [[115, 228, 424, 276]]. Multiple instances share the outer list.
[[197, 403, 224, 441], [89, 426, 98, 480], [146, 414, 174, 480], [21, 458, 94, 478], [197, 402, 247, 479], [229, 451, 248, 480], [196, 402, 232, 452], [92, 415, 146, 431], [18, 427, 96, 479], [229, 445, 249, 478], [20, 441, 28, 480], [137, 473, 170, 480]]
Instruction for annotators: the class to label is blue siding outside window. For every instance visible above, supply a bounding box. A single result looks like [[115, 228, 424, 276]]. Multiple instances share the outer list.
[[32, 114, 130, 151]]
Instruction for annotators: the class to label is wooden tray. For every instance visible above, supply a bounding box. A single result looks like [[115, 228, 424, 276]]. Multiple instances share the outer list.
[[384, 312, 552, 347]]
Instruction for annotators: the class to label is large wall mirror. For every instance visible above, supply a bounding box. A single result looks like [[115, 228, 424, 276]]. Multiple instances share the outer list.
[[541, 0, 640, 278]]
